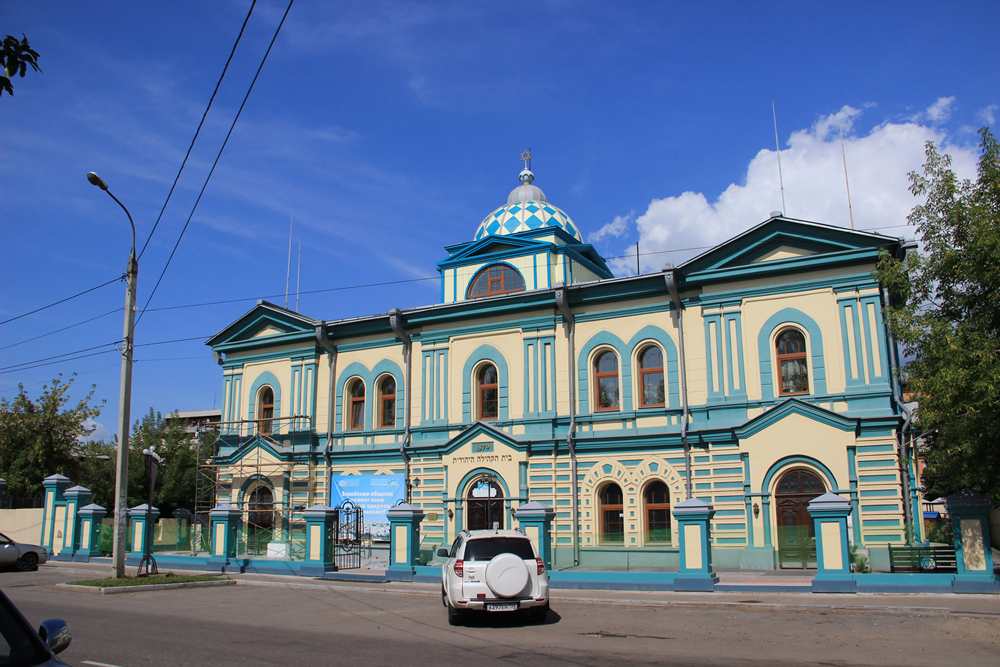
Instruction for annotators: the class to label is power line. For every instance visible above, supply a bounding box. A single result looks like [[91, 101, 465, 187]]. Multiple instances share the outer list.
[[0, 275, 122, 326], [0, 309, 119, 351], [0, 348, 119, 375], [136, 0, 295, 326], [0, 342, 118, 373], [137, 0, 258, 261]]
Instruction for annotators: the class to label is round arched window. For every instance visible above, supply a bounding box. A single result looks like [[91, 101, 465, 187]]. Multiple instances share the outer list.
[[348, 380, 365, 430], [599, 483, 624, 543], [776, 329, 809, 395], [638, 345, 665, 407], [595, 351, 620, 410], [477, 364, 498, 420]]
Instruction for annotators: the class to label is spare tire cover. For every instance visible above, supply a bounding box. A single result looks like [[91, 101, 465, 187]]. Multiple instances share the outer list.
[[485, 553, 530, 598]]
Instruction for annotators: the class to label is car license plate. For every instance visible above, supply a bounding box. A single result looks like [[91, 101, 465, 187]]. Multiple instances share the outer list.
[[486, 602, 518, 612]]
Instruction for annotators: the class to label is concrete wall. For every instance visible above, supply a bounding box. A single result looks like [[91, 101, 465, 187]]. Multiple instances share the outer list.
[[0, 508, 44, 545]]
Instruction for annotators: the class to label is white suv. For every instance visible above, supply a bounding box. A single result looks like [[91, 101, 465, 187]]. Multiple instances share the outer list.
[[438, 529, 550, 625]]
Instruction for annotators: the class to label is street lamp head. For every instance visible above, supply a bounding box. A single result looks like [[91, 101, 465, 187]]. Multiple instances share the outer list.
[[87, 171, 109, 191]]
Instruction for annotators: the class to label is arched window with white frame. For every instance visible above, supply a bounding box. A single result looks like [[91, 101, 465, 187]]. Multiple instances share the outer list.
[[594, 350, 620, 411], [347, 379, 365, 430], [257, 386, 274, 434], [638, 345, 665, 407]]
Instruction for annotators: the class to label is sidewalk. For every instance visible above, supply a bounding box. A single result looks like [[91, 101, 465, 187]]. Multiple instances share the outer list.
[[41, 559, 999, 617]]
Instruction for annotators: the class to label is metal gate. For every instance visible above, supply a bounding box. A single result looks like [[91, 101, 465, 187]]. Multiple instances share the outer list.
[[333, 501, 363, 570]]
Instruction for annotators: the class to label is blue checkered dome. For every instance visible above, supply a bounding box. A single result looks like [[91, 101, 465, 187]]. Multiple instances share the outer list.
[[473, 170, 583, 243]]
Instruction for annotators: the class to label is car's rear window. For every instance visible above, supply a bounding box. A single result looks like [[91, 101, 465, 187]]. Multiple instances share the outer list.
[[463, 537, 534, 561]]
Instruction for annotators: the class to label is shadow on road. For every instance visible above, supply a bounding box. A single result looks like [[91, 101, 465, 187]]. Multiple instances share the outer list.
[[458, 608, 562, 628]]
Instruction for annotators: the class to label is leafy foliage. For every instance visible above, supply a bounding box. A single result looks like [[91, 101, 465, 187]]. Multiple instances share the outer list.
[[875, 127, 1000, 505], [123, 408, 202, 518], [0, 375, 104, 498], [1, 34, 41, 98]]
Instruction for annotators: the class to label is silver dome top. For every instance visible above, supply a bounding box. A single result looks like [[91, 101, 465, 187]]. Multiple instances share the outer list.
[[507, 169, 546, 204]]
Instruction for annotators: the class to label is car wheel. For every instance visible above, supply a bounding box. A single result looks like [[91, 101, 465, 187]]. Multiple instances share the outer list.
[[17, 553, 38, 572], [447, 603, 465, 626], [530, 603, 549, 624]]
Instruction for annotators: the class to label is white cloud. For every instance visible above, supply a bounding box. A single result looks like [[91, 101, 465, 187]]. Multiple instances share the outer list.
[[81, 418, 111, 442], [977, 105, 997, 126], [926, 96, 956, 123], [590, 213, 632, 243], [611, 105, 980, 275]]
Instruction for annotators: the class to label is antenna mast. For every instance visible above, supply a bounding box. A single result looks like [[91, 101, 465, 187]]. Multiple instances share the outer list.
[[772, 102, 786, 215], [839, 123, 855, 230], [295, 239, 302, 312], [284, 213, 294, 309]]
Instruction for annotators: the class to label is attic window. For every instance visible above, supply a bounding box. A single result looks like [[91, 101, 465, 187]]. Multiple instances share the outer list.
[[467, 264, 525, 298]]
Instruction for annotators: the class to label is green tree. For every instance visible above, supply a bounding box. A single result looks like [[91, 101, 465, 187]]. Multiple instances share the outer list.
[[1, 34, 41, 98], [875, 127, 1000, 505], [0, 375, 104, 499], [126, 408, 199, 518]]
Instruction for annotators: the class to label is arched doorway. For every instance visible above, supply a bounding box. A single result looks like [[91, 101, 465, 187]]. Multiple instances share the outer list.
[[466, 474, 504, 530], [775, 469, 824, 568], [246, 484, 274, 556]]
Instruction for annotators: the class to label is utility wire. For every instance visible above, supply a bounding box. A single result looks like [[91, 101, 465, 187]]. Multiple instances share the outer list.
[[0, 275, 122, 326], [0, 349, 120, 375], [0, 309, 119, 351], [136, 0, 295, 326], [0, 342, 118, 373], [137, 0, 258, 261]]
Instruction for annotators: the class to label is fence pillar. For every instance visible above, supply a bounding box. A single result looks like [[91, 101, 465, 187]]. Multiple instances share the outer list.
[[673, 497, 718, 591], [75, 503, 106, 562], [40, 474, 71, 555], [208, 503, 242, 571], [946, 489, 998, 593], [126, 504, 159, 564], [387, 503, 424, 582], [808, 492, 856, 593], [0, 478, 6, 505], [173, 508, 192, 551], [301, 505, 337, 576], [514, 501, 555, 568], [58, 485, 92, 562]]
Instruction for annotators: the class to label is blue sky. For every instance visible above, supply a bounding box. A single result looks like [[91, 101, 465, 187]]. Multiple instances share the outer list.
[[2, 0, 997, 441]]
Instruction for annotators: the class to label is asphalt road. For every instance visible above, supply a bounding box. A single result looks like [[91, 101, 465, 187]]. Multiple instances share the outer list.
[[3, 567, 998, 667]]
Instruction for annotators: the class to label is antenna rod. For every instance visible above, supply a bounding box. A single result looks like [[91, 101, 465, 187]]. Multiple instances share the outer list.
[[296, 238, 301, 312], [284, 213, 294, 309], [839, 123, 855, 230], [636, 239, 640, 275], [772, 102, 786, 215]]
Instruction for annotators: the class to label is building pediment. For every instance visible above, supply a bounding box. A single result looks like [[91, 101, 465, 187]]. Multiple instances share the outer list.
[[681, 216, 900, 284], [207, 300, 321, 352], [734, 398, 858, 439]]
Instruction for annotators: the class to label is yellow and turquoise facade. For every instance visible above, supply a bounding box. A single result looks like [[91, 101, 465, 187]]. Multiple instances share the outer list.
[[206, 167, 915, 570]]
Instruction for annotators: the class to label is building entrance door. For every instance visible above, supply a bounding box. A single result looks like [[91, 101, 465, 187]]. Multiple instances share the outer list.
[[775, 469, 824, 568], [466, 475, 504, 530]]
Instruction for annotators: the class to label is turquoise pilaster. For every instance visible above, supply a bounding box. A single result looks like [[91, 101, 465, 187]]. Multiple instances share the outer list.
[[673, 497, 718, 591], [173, 508, 193, 551], [59, 485, 92, 561], [514, 501, 555, 568], [40, 474, 70, 555], [74, 503, 106, 561], [808, 492, 856, 593], [301, 505, 337, 576], [386, 503, 424, 582], [208, 503, 242, 571], [127, 504, 160, 559], [946, 490, 998, 594]]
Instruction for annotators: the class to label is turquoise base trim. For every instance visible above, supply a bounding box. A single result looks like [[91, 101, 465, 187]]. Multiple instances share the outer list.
[[812, 575, 857, 593], [674, 575, 719, 592]]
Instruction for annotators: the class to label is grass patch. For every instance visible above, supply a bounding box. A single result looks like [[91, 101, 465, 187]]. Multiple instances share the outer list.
[[69, 572, 229, 588]]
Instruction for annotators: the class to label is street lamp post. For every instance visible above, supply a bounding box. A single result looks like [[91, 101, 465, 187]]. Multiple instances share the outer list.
[[87, 171, 137, 579]]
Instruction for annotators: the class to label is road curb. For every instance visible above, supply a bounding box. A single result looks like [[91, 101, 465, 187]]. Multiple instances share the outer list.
[[55, 579, 236, 595]]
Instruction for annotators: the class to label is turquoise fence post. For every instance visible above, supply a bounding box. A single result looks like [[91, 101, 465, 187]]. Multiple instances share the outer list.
[[74, 504, 106, 562], [386, 503, 424, 582], [673, 497, 718, 591], [301, 505, 337, 576], [173, 508, 192, 551], [60, 485, 92, 562], [945, 490, 998, 594], [808, 492, 856, 593], [514, 501, 555, 568], [207, 503, 242, 572], [127, 504, 159, 563], [40, 474, 71, 556]]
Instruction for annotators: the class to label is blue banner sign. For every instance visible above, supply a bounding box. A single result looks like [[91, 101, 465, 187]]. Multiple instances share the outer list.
[[329, 474, 405, 540]]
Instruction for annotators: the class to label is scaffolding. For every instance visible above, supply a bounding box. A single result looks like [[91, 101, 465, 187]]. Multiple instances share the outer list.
[[192, 414, 315, 558]]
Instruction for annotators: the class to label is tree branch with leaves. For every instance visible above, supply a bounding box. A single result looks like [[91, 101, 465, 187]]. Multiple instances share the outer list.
[[1, 34, 41, 98]]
